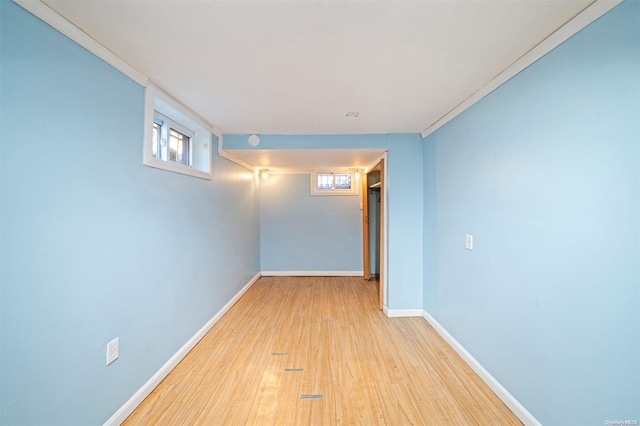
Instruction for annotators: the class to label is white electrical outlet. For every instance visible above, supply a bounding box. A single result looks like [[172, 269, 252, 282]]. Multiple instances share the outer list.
[[465, 234, 473, 250], [106, 338, 119, 365]]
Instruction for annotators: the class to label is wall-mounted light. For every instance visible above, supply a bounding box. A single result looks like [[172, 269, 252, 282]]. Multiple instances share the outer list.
[[259, 169, 269, 179]]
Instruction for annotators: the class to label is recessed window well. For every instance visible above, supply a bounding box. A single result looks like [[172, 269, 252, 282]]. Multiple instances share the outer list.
[[143, 83, 213, 180]]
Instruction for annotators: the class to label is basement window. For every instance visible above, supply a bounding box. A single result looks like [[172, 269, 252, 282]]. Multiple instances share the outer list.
[[144, 83, 213, 179], [152, 113, 193, 166], [311, 171, 358, 195]]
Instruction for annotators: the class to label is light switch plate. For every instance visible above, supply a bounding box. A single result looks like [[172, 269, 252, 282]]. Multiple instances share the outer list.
[[465, 234, 473, 250]]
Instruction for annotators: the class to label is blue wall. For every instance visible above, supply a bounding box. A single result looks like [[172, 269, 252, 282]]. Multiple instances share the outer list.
[[423, 138, 437, 313], [387, 134, 423, 309], [223, 133, 390, 150], [260, 173, 363, 272], [423, 1, 639, 424], [0, 2, 260, 424]]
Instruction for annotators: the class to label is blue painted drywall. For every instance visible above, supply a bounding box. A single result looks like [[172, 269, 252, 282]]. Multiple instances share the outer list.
[[423, 1, 639, 424], [387, 134, 423, 309], [422, 138, 437, 313], [260, 174, 362, 272], [223, 133, 390, 150], [0, 2, 260, 424]]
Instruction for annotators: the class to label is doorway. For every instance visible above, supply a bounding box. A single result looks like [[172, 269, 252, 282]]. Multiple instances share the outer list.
[[362, 158, 385, 309]]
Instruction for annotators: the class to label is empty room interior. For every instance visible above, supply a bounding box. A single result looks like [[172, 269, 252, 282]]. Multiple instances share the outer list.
[[1, 0, 638, 425]]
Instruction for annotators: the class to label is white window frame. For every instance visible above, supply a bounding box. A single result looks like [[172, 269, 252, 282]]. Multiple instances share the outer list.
[[310, 170, 359, 196], [143, 83, 213, 180], [153, 112, 194, 166]]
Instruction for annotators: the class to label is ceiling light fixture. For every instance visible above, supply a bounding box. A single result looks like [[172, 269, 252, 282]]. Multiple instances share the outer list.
[[248, 134, 260, 146], [349, 167, 362, 178], [345, 111, 359, 118], [259, 169, 269, 179]]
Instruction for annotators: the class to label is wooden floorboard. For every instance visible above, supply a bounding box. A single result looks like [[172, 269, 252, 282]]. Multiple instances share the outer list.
[[124, 276, 522, 425]]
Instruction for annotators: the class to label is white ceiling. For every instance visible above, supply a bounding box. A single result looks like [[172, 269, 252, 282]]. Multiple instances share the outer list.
[[44, 0, 592, 136], [226, 148, 386, 173], [41, 0, 593, 171]]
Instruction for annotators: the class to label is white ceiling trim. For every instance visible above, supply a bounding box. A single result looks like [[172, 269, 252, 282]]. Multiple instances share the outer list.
[[363, 152, 387, 174], [12, 0, 148, 87], [217, 142, 257, 173], [12, 0, 250, 171], [224, 148, 387, 175], [254, 168, 355, 176], [420, 0, 623, 139]]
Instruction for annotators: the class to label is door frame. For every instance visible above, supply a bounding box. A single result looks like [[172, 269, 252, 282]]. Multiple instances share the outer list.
[[362, 153, 388, 310], [362, 173, 371, 280]]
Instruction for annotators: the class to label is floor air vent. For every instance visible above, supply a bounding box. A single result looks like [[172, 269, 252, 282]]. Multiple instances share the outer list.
[[300, 394, 323, 400]]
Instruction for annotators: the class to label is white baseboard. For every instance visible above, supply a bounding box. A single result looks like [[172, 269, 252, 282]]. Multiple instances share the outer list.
[[261, 271, 363, 277], [384, 308, 423, 318], [104, 272, 262, 426], [421, 311, 541, 426]]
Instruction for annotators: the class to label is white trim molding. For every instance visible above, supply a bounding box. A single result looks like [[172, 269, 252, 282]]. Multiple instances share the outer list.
[[217, 136, 257, 173], [363, 151, 389, 174], [261, 271, 363, 277], [421, 0, 623, 139], [384, 308, 423, 318], [12, 0, 147, 87], [104, 272, 262, 426], [421, 311, 542, 426], [310, 169, 360, 196], [12, 0, 231, 151], [380, 152, 389, 308]]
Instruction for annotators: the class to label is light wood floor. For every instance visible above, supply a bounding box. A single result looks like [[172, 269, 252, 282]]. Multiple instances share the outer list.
[[124, 277, 522, 425]]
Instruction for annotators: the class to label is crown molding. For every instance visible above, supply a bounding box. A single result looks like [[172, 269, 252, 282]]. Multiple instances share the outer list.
[[13, 0, 148, 87], [421, 0, 623, 139]]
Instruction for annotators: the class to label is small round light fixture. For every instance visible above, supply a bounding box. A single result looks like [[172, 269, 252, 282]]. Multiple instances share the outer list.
[[248, 134, 260, 147], [260, 169, 269, 179]]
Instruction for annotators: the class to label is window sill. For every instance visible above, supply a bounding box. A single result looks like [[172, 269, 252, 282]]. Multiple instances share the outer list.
[[143, 157, 212, 180]]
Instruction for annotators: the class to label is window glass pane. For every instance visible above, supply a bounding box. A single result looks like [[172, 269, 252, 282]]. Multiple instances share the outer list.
[[152, 121, 160, 158], [317, 173, 334, 190], [169, 128, 190, 166], [334, 173, 351, 190]]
